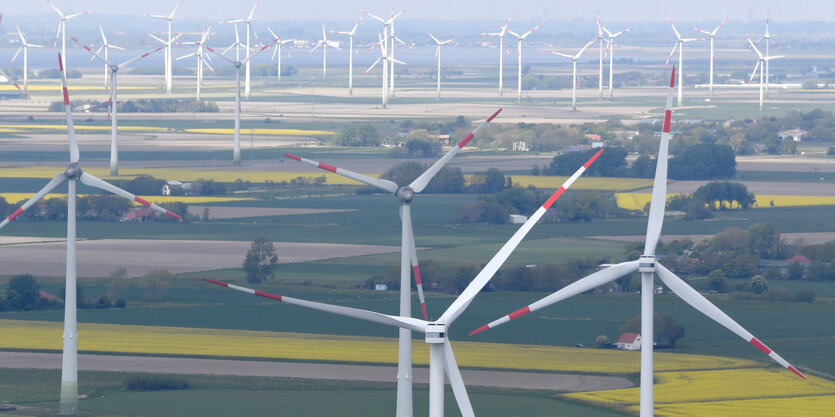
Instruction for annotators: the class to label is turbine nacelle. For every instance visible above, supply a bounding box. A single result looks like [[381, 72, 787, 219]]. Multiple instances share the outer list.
[[65, 164, 83, 179], [425, 323, 447, 344], [638, 255, 656, 273], [396, 186, 415, 203]]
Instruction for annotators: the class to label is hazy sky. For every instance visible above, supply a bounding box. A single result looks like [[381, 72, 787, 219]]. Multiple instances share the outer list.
[[3, 0, 834, 22]]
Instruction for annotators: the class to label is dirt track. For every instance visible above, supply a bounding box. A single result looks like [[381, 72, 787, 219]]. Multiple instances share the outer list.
[[0, 351, 633, 393]]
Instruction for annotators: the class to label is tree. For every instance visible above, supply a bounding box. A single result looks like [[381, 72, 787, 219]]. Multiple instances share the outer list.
[[693, 182, 755, 210], [619, 313, 685, 347], [243, 237, 279, 284], [747, 223, 786, 259], [381, 162, 424, 187], [424, 166, 465, 193], [596, 334, 610, 348], [669, 143, 736, 180], [708, 270, 729, 293], [629, 154, 656, 178], [340, 125, 379, 147], [786, 261, 804, 281], [454, 200, 509, 224], [556, 191, 613, 222], [4, 274, 41, 311], [478, 168, 507, 194], [749, 275, 769, 294], [548, 147, 627, 177]]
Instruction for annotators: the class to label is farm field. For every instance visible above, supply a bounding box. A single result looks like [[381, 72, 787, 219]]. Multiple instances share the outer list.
[[615, 192, 835, 211]]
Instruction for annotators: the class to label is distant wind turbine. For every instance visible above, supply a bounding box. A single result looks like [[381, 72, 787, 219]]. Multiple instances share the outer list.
[[330, 14, 365, 95], [693, 19, 727, 97], [10, 23, 44, 92], [507, 24, 541, 102], [427, 32, 455, 100], [665, 13, 704, 106], [550, 37, 597, 111]]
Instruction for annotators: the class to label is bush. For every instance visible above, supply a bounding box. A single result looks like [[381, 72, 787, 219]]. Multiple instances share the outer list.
[[123, 375, 190, 391], [794, 289, 816, 303]]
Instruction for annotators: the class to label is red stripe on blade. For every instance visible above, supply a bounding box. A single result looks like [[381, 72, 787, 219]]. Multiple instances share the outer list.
[[165, 210, 183, 220], [788, 366, 807, 380], [750, 337, 771, 355], [486, 108, 503, 122], [134, 197, 152, 207], [318, 163, 337, 173], [58, 54, 64, 71], [457, 133, 475, 149], [255, 290, 283, 302], [542, 187, 566, 210], [469, 325, 489, 336], [202, 278, 229, 287], [283, 153, 301, 161], [662, 110, 672, 133], [508, 306, 531, 320], [670, 66, 676, 87], [7, 207, 24, 221], [584, 148, 605, 168], [63, 87, 70, 105], [412, 266, 422, 284]]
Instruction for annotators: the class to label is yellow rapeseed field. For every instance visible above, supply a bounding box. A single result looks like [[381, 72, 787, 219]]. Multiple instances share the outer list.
[[0, 193, 253, 205], [0, 320, 757, 373], [504, 175, 653, 191], [615, 193, 835, 211], [647, 395, 835, 417], [184, 128, 336, 136]]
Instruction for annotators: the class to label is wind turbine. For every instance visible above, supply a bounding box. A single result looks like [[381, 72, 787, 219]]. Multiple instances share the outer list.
[[550, 37, 596, 111], [693, 19, 727, 97], [10, 23, 44, 92], [92, 24, 125, 89], [364, 6, 411, 98], [601, 24, 631, 98], [221, 0, 258, 98], [366, 30, 407, 108], [471, 67, 807, 417], [205, 39, 276, 165], [0, 68, 30, 99], [0, 54, 182, 416], [746, 36, 787, 111], [666, 14, 703, 106], [205, 149, 603, 417], [757, 12, 782, 98], [310, 21, 340, 79], [265, 26, 296, 83], [141, 0, 184, 94], [283, 108, 503, 417], [595, 14, 605, 99], [46, 0, 91, 72], [73, 38, 164, 177], [427, 32, 454, 100], [329, 14, 365, 95], [480, 16, 513, 95], [175, 26, 215, 101], [507, 24, 541, 103]]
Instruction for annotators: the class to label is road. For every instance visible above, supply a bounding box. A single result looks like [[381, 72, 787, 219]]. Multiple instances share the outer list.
[[0, 351, 632, 393]]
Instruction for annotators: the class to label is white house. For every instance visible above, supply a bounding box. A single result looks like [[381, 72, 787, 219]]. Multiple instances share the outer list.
[[508, 214, 527, 224], [615, 333, 641, 351]]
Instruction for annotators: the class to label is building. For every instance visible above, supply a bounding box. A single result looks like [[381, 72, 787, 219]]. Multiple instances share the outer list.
[[614, 333, 641, 351], [778, 129, 808, 142], [508, 214, 527, 224]]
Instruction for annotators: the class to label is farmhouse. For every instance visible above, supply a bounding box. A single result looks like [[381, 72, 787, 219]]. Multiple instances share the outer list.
[[615, 333, 641, 351]]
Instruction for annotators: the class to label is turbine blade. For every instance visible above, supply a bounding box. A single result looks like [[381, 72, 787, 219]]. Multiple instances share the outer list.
[[427, 31, 440, 44], [57, 53, 78, 161], [282, 153, 398, 193], [409, 109, 502, 193], [174, 52, 196, 61], [118, 45, 165, 69], [0, 172, 67, 231], [203, 279, 427, 332], [79, 173, 183, 220], [246, 0, 258, 21], [666, 13, 682, 39], [205, 46, 237, 64], [749, 62, 760, 84], [71, 37, 113, 66], [576, 37, 598, 58], [655, 263, 806, 379], [366, 56, 382, 74], [443, 341, 475, 417], [665, 43, 678, 66], [403, 208, 428, 320], [441, 148, 606, 325], [10, 48, 22, 65], [53, 22, 61, 48], [169, 0, 184, 19], [0, 68, 30, 99], [240, 39, 275, 65], [549, 51, 572, 59], [47, 0, 64, 17], [471, 261, 639, 335], [521, 25, 541, 39], [643, 66, 675, 256]]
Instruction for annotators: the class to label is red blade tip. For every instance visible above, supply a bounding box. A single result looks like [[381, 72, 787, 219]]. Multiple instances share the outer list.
[[788, 366, 807, 380], [202, 278, 228, 287], [670, 66, 676, 87], [283, 153, 301, 161], [470, 325, 489, 336], [487, 108, 503, 122]]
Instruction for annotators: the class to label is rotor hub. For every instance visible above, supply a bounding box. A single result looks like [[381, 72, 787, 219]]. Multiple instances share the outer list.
[[111, 65, 118, 72], [65, 163, 83, 180], [638, 255, 656, 273], [235, 62, 242, 69], [425, 323, 447, 344], [396, 186, 414, 203]]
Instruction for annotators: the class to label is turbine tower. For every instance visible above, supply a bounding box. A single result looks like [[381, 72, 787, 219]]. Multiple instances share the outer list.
[[507, 24, 541, 103], [265, 26, 296, 83], [471, 67, 807, 417], [205, 39, 276, 165], [427, 32, 455, 100], [746, 35, 787, 111], [205, 148, 603, 417], [364, 6, 411, 98], [175, 26, 215, 100], [666, 13, 703, 106], [480, 16, 513, 96], [329, 14, 365, 95], [550, 37, 596, 111], [93, 24, 125, 89], [596, 15, 605, 99], [310, 21, 340, 79], [757, 12, 782, 98], [46, 0, 91, 72], [366, 30, 407, 108], [601, 24, 631, 98], [141, 0, 184, 94], [283, 108, 503, 417], [74, 38, 165, 177], [0, 54, 182, 416], [10, 23, 45, 91], [222, 0, 259, 98], [693, 19, 727, 97]]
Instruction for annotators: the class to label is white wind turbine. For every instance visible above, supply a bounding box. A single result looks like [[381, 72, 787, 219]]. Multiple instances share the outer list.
[[756, 12, 783, 98], [73, 38, 165, 176], [221, 0, 259, 98], [693, 19, 727, 98], [10, 23, 44, 92], [363, 7, 408, 98], [601, 24, 631, 98], [46, 0, 91, 72], [480, 16, 513, 96], [386, 10, 412, 98], [0, 54, 183, 416], [366, 30, 407, 108], [550, 37, 596, 111], [746, 35, 787, 111], [141, 0, 184, 94], [427, 32, 454, 100], [174, 26, 215, 101], [666, 14, 703, 106], [595, 14, 605, 99], [310, 21, 340, 79], [283, 108, 503, 417], [206, 148, 603, 417], [329, 14, 365, 95], [92, 24, 125, 89], [507, 24, 541, 103], [205, 39, 276, 165], [471, 67, 807, 417], [265, 26, 296, 83]]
